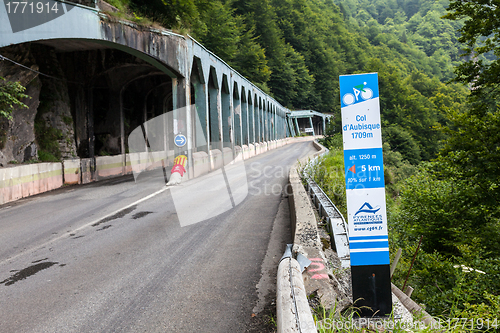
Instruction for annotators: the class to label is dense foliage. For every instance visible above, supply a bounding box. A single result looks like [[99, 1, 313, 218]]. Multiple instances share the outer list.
[[388, 0, 500, 320], [312, 0, 500, 322], [0, 76, 28, 120], [108, 0, 500, 325], [107, 0, 471, 163]]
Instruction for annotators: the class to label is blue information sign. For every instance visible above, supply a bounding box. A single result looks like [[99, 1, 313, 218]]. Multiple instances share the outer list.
[[340, 72, 392, 316], [174, 134, 187, 147]]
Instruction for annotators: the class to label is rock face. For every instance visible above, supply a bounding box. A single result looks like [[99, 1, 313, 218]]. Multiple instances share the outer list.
[[0, 43, 77, 166], [0, 44, 40, 166], [32, 45, 77, 160]]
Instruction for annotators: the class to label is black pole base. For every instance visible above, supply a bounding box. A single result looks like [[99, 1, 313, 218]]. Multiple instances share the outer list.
[[351, 264, 392, 318]]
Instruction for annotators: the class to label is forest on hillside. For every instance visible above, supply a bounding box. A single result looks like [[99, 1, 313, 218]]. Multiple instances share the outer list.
[[100, 0, 473, 165], [304, 0, 500, 326], [2, 0, 500, 326]]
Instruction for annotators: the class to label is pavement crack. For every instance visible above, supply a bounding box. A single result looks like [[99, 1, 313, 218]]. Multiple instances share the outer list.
[[1, 261, 58, 286], [132, 211, 154, 219], [32, 258, 49, 263], [96, 225, 112, 231], [92, 205, 137, 227]]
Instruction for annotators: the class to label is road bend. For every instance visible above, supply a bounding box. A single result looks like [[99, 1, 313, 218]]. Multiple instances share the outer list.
[[0, 141, 317, 333]]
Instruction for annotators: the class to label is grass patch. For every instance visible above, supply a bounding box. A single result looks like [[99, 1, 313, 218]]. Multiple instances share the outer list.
[[62, 115, 73, 126], [302, 135, 347, 218], [100, 1, 162, 31], [35, 114, 63, 162], [37, 150, 60, 162]]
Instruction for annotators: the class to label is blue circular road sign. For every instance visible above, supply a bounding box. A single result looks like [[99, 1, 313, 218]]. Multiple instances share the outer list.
[[174, 134, 187, 147]]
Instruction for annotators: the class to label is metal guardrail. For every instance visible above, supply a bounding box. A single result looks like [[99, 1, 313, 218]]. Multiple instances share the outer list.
[[303, 150, 350, 268]]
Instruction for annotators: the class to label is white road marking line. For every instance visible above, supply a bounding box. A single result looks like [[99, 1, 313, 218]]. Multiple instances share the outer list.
[[0, 187, 168, 266]]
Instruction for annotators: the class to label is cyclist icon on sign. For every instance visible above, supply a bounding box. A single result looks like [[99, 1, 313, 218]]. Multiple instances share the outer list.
[[342, 82, 373, 106]]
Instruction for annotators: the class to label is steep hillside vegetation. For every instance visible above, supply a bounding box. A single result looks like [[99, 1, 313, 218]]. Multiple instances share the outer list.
[[101, 0, 468, 165], [313, 0, 500, 322]]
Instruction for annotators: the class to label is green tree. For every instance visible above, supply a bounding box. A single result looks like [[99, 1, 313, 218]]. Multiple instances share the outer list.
[[192, 1, 240, 62], [191, 1, 270, 85], [383, 124, 421, 164], [0, 77, 28, 120], [130, 0, 201, 30], [445, 0, 500, 94], [231, 27, 271, 84], [438, 108, 500, 240]]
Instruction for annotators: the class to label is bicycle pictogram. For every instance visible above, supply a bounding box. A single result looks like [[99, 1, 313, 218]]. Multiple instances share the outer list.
[[342, 82, 373, 106]]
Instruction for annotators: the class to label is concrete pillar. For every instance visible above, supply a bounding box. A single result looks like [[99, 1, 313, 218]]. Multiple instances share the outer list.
[[270, 106, 274, 141], [260, 104, 263, 142], [278, 111, 281, 139], [262, 102, 267, 142], [249, 99, 254, 143], [172, 78, 179, 167], [287, 117, 294, 137], [264, 105, 268, 142], [283, 113, 287, 138], [163, 89, 175, 164], [275, 109, 278, 140], [119, 88, 126, 174], [242, 93, 248, 146], [256, 99, 261, 142], [183, 78, 193, 178], [259, 103, 264, 142], [233, 90, 241, 147], [281, 112, 286, 139], [87, 87, 95, 180], [309, 117, 315, 136], [221, 85, 231, 149], [266, 106, 270, 142], [172, 78, 191, 177]]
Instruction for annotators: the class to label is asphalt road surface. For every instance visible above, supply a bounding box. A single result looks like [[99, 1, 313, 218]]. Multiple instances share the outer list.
[[0, 141, 317, 333]]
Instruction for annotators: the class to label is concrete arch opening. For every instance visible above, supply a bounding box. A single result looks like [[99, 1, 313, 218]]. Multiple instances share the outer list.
[[190, 57, 208, 155], [0, 39, 181, 175]]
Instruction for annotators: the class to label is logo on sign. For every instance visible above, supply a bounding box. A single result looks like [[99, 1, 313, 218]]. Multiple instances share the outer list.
[[355, 202, 381, 215], [342, 82, 373, 106], [353, 202, 383, 225]]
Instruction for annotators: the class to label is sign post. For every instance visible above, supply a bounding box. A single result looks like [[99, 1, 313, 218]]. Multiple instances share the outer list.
[[340, 73, 392, 317]]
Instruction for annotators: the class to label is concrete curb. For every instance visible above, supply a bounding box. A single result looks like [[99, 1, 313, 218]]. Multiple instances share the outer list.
[[277, 137, 331, 333], [0, 162, 63, 205], [288, 142, 343, 307], [0, 137, 299, 206], [277, 256, 317, 333]]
